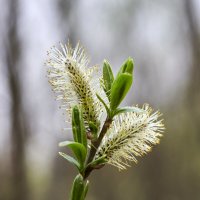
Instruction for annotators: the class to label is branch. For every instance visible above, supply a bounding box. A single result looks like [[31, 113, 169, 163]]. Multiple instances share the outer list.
[[84, 117, 112, 179]]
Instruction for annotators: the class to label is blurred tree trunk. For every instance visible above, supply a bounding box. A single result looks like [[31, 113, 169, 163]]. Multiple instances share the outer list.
[[44, 1, 78, 199], [184, 0, 200, 104], [143, 2, 200, 199], [6, 0, 29, 199], [58, 0, 78, 44], [184, 0, 200, 140]]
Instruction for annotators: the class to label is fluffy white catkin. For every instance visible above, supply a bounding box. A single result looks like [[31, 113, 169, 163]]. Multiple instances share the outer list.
[[46, 42, 104, 131], [95, 104, 164, 170]]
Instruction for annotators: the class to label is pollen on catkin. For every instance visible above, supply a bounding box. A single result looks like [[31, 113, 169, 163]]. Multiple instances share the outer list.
[[45, 42, 104, 131], [95, 104, 164, 170]]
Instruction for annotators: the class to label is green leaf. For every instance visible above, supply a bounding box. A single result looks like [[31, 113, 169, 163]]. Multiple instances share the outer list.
[[70, 174, 85, 200], [113, 106, 144, 116], [59, 152, 80, 170], [96, 93, 111, 117], [110, 73, 133, 111], [87, 155, 107, 168], [88, 121, 98, 139], [72, 106, 87, 149], [116, 57, 134, 78], [81, 180, 89, 200], [59, 141, 87, 169], [110, 58, 134, 111], [103, 60, 114, 99]]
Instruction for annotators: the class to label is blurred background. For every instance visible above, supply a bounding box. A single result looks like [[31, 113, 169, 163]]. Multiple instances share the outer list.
[[0, 0, 200, 199]]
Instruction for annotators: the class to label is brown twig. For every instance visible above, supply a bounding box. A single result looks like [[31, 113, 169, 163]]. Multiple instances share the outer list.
[[84, 117, 112, 179]]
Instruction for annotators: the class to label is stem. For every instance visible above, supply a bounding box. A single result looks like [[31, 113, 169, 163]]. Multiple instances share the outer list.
[[84, 117, 112, 179]]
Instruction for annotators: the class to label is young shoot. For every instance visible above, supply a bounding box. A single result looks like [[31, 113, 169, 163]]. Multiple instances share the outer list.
[[45, 41, 165, 200]]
